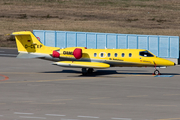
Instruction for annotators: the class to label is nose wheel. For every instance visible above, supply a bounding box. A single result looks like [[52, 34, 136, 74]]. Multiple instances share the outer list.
[[153, 69, 161, 75]]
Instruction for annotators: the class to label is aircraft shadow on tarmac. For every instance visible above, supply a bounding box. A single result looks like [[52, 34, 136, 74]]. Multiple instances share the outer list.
[[41, 69, 180, 77]]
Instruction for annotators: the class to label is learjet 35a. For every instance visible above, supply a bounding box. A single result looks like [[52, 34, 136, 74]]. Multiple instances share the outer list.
[[12, 31, 176, 75]]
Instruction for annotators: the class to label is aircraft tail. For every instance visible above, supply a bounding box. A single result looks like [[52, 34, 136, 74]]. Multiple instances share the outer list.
[[12, 31, 60, 58]]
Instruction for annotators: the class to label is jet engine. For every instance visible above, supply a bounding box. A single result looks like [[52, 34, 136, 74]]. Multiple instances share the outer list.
[[52, 47, 83, 59], [52, 50, 60, 58], [73, 48, 82, 59]]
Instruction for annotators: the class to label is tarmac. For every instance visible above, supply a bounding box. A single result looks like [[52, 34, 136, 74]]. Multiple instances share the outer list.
[[0, 48, 180, 120]]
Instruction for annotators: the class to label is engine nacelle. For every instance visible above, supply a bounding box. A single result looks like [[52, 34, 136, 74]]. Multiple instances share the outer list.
[[52, 51, 60, 58], [73, 48, 82, 59]]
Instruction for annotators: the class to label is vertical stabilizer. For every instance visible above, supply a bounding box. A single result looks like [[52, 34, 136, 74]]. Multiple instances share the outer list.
[[12, 31, 60, 54]]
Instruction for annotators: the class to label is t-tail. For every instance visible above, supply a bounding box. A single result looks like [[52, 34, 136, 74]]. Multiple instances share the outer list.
[[12, 31, 60, 59]]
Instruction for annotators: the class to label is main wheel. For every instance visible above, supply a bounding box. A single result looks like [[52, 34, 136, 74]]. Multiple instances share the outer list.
[[82, 68, 87, 75], [154, 69, 160, 75], [87, 68, 94, 73]]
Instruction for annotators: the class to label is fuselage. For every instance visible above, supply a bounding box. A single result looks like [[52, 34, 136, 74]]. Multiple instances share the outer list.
[[59, 47, 175, 68]]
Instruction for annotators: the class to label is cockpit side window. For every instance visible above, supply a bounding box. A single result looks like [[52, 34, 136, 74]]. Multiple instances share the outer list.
[[139, 51, 154, 57]]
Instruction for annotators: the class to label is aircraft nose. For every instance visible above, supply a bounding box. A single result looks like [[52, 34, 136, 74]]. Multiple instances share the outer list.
[[174, 63, 176, 66]]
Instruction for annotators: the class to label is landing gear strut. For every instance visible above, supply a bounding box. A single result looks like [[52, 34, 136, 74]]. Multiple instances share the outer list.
[[82, 68, 94, 75], [153, 62, 161, 75]]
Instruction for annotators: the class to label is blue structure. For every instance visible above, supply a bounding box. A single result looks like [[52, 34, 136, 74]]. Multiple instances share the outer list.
[[33, 30, 179, 59]]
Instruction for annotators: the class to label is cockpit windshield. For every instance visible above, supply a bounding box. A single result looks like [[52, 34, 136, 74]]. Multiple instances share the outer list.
[[139, 51, 154, 57]]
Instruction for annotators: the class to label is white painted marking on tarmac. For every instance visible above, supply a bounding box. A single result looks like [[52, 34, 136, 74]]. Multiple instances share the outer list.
[[0, 115, 3, 117], [61, 118, 79, 120], [90, 97, 109, 99], [0, 51, 5, 52], [127, 95, 148, 98], [164, 94, 180, 96], [52, 99, 73, 101], [45, 114, 66, 116], [14, 112, 34, 115], [0, 54, 17, 56], [111, 118, 132, 120], [146, 104, 176, 107], [77, 115, 99, 118], [0, 103, 6, 104], [91, 103, 122, 105], [19, 116, 46, 119]]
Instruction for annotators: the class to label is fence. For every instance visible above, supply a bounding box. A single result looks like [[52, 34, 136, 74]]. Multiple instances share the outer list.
[[33, 30, 179, 59]]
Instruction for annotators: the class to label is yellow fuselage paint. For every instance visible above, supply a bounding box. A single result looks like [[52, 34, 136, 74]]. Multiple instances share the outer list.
[[60, 48, 174, 67]]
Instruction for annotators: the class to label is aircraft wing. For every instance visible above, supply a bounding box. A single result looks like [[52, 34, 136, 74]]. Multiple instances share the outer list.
[[53, 61, 110, 69]]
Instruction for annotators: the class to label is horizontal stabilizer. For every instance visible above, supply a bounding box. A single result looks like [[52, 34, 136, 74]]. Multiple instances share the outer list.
[[17, 53, 47, 58], [53, 61, 110, 69]]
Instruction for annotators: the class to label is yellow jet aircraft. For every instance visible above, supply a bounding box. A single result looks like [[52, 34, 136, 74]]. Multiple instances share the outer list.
[[12, 31, 176, 75]]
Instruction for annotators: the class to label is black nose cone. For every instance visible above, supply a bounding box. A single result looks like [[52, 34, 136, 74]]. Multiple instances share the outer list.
[[174, 63, 176, 66]]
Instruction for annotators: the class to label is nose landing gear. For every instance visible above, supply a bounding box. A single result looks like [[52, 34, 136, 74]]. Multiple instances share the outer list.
[[153, 62, 161, 75], [153, 69, 161, 75]]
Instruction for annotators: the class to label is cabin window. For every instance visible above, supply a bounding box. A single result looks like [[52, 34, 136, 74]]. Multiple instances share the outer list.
[[99, 52, 107, 58], [139, 51, 154, 57], [129, 53, 132, 57], [94, 53, 97, 57], [121, 53, 125, 57], [108, 53, 111, 57], [114, 53, 118, 57], [101, 53, 104, 57]]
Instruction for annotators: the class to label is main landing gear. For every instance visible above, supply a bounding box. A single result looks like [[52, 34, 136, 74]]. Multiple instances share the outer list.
[[82, 68, 94, 75]]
